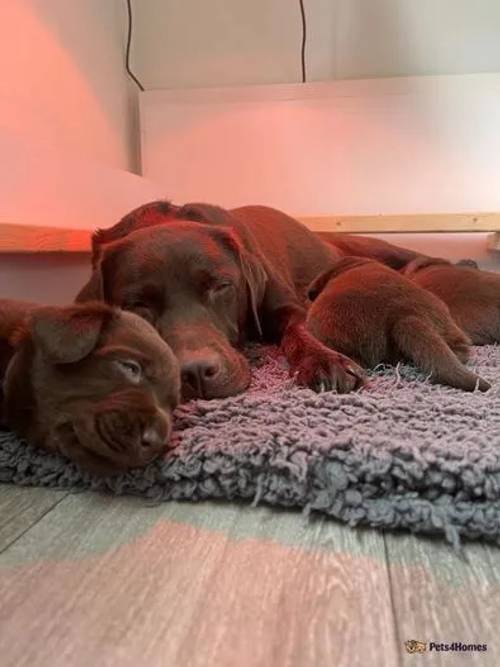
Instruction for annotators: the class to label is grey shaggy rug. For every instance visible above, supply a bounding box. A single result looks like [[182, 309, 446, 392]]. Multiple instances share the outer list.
[[2, 345, 500, 548]]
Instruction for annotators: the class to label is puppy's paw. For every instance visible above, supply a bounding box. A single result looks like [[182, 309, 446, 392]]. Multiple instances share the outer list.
[[291, 347, 365, 393]]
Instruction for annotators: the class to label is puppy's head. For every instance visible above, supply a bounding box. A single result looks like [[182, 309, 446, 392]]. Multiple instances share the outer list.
[[76, 222, 267, 400], [3, 303, 180, 475], [307, 256, 372, 302]]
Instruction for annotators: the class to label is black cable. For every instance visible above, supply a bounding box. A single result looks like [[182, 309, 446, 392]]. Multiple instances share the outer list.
[[299, 0, 307, 82], [125, 0, 145, 91]]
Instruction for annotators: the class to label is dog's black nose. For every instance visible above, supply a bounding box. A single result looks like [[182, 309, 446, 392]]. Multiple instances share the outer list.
[[181, 357, 221, 398], [140, 425, 165, 450]]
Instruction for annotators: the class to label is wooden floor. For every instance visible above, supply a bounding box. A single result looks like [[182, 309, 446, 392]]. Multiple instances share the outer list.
[[0, 485, 498, 667]]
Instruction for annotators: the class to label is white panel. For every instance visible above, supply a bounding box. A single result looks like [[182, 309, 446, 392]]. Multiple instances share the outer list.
[[135, 0, 500, 88], [140, 74, 500, 216], [0, 133, 163, 231]]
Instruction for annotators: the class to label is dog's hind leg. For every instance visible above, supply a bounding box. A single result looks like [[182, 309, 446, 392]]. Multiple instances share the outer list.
[[392, 316, 490, 392]]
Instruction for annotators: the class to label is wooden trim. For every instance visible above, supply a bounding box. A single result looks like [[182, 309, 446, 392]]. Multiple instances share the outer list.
[[0, 222, 92, 253], [298, 212, 500, 234], [1, 213, 500, 254]]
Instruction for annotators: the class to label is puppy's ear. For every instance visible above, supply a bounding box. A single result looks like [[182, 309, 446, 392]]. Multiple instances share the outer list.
[[307, 270, 335, 302], [456, 258, 478, 269], [30, 303, 113, 364], [402, 255, 450, 276], [307, 257, 370, 301]]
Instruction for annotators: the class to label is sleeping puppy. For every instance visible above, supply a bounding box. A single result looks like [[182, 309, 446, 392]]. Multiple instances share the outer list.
[[0, 299, 180, 475], [403, 257, 500, 345], [306, 258, 490, 392]]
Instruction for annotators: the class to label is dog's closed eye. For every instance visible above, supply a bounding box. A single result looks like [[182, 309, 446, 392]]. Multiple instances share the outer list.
[[114, 359, 143, 383], [210, 281, 234, 295]]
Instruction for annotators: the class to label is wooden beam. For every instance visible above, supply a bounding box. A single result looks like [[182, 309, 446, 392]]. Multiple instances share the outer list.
[[2, 212, 500, 254], [298, 212, 500, 234], [0, 222, 91, 253]]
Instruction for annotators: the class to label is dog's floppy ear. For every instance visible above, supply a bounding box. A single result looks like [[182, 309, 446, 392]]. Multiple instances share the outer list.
[[456, 258, 478, 269], [30, 303, 113, 364], [239, 248, 267, 337], [402, 255, 450, 276], [307, 257, 370, 301], [208, 226, 267, 337]]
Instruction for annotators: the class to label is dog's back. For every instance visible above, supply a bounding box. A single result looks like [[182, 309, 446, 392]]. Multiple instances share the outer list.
[[405, 260, 500, 345]]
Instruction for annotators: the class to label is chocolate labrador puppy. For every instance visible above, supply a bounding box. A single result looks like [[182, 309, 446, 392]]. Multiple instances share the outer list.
[[0, 299, 180, 474], [77, 201, 421, 399], [306, 257, 490, 392], [403, 256, 500, 345], [77, 203, 367, 398]]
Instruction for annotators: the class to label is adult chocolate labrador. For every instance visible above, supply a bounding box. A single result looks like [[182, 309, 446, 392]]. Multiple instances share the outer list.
[[76, 201, 421, 400], [0, 299, 180, 474], [306, 257, 489, 392]]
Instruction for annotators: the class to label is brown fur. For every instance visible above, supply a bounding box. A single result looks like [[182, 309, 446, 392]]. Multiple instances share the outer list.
[[0, 299, 180, 474], [403, 257, 500, 345], [77, 203, 370, 396], [317, 231, 420, 270], [306, 258, 490, 392]]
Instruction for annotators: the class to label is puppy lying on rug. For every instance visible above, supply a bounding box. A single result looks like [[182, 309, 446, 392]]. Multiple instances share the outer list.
[[403, 257, 500, 345], [306, 257, 490, 392], [0, 299, 180, 474]]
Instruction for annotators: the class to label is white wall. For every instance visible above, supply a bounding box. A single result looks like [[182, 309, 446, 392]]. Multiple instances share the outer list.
[[134, 0, 500, 89], [0, 0, 138, 171], [0, 132, 164, 231], [140, 75, 500, 215]]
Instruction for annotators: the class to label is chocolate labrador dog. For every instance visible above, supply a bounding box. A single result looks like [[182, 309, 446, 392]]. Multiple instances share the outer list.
[[77, 201, 421, 400], [306, 257, 490, 392], [77, 203, 363, 397], [403, 256, 500, 345], [0, 299, 180, 474]]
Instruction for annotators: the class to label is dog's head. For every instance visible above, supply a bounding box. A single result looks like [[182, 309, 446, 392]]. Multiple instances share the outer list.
[[76, 220, 267, 400], [2, 303, 180, 475]]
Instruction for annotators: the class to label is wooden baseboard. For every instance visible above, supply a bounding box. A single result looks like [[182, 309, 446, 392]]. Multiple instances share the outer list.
[[0, 223, 92, 253], [1, 212, 500, 253], [298, 212, 500, 234]]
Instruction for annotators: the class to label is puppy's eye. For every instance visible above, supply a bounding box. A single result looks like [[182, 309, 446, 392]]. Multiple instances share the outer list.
[[115, 359, 143, 383]]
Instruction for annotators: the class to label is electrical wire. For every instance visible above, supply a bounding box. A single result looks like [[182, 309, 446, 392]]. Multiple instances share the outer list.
[[299, 0, 307, 82], [125, 0, 145, 91]]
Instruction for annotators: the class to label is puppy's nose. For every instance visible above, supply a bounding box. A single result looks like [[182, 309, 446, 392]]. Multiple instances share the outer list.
[[181, 357, 221, 398], [140, 424, 166, 450]]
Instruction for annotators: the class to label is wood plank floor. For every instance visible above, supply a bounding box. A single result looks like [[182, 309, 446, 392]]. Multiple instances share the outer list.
[[0, 484, 498, 667]]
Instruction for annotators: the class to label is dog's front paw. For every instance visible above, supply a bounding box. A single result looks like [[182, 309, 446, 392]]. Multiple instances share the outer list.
[[291, 347, 365, 393]]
